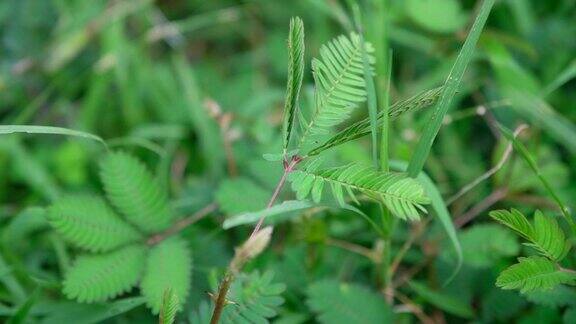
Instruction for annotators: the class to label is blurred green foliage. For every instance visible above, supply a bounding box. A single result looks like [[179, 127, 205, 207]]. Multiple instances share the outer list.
[[1, 0, 575, 323]]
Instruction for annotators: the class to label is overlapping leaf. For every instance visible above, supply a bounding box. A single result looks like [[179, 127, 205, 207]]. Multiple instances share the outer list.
[[100, 151, 174, 233], [47, 195, 142, 252], [307, 280, 393, 324], [496, 256, 576, 293], [490, 209, 570, 261], [289, 162, 429, 220], [308, 87, 443, 156], [159, 288, 179, 324], [490, 209, 534, 240], [64, 245, 147, 303], [299, 33, 374, 148], [141, 236, 192, 314]]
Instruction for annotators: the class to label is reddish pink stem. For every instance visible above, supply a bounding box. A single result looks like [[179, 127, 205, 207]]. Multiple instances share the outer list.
[[250, 156, 301, 237]]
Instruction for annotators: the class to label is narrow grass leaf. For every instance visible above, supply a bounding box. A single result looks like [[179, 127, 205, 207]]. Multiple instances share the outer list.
[[407, 0, 495, 177], [409, 281, 474, 319], [351, 3, 379, 168], [0, 125, 107, 149]]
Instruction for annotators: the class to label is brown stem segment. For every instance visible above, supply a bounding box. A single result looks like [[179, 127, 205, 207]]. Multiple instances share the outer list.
[[210, 273, 234, 324], [147, 203, 217, 245]]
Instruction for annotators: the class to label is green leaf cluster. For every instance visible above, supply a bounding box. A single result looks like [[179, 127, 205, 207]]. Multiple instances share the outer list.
[[490, 209, 575, 293], [279, 18, 441, 157], [278, 18, 438, 223], [46, 151, 192, 314]]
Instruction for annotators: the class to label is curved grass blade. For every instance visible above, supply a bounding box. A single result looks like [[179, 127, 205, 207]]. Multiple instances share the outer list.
[[351, 3, 379, 168], [407, 0, 495, 177], [0, 125, 107, 149]]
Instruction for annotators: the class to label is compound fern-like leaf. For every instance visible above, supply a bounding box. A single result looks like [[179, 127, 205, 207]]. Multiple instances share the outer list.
[[289, 162, 429, 220], [496, 256, 576, 293], [524, 285, 576, 308], [100, 151, 174, 233], [307, 280, 393, 324], [308, 87, 443, 156], [160, 288, 179, 324], [63, 244, 147, 303], [491, 209, 570, 261], [490, 209, 534, 240], [47, 195, 142, 252], [141, 236, 192, 314], [528, 211, 570, 261], [282, 17, 305, 154], [220, 271, 286, 323], [299, 33, 374, 149]]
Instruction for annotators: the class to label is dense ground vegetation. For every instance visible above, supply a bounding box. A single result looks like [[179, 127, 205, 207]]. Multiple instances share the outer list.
[[1, 0, 576, 323]]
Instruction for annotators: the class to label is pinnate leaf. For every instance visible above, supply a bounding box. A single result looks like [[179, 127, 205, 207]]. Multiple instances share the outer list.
[[100, 151, 174, 233], [64, 245, 147, 303], [496, 256, 576, 293], [306, 280, 393, 324], [282, 17, 305, 154], [290, 162, 429, 220], [141, 236, 192, 314], [47, 195, 142, 252]]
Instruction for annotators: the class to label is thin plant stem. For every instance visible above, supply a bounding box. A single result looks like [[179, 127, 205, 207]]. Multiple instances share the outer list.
[[388, 221, 427, 279], [210, 273, 234, 324], [446, 124, 528, 205], [326, 238, 379, 262], [251, 156, 301, 237], [454, 188, 508, 228], [147, 203, 218, 245], [385, 290, 435, 324]]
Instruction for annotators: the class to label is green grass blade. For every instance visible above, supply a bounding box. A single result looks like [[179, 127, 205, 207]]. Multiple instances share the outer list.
[[408, 281, 474, 318], [391, 160, 462, 284], [0, 125, 107, 149], [351, 3, 379, 169], [380, 53, 392, 172], [282, 17, 305, 156], [542, 58, 576, 97], [407, 0, 495, 177], [0, 139, 61, 201]]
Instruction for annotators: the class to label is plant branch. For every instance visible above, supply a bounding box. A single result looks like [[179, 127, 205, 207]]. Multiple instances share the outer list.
[[388, 221, 427, 279], [326, 238, 380, 262], [454, 187, 508, 228], [251, 156, 301, 236], [147, 203, 217, 245], [383, 290, 435, 324], [446, 124, 527, 205]]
